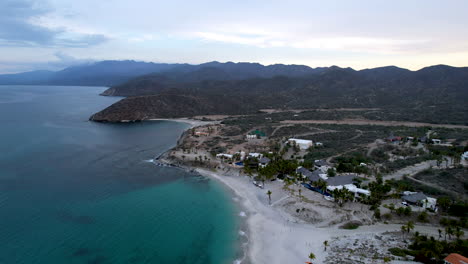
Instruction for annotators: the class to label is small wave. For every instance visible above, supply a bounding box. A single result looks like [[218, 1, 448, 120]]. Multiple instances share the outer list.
[[232, 197, 240, 202], [143, 159, 155, 163], [233, 260, 242, 264], [238, 230, 246, 236], [239, 211, 246, 217]]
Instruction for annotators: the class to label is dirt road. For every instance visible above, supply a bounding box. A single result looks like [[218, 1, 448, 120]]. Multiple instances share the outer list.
[[280, 119, 468, 129]]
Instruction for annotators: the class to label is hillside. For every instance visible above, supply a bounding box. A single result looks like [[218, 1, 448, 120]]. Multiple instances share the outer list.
[[91, 65, 468, 124]]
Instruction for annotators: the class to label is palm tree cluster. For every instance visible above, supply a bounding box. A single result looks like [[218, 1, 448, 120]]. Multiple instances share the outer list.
[[408, 232, 468, 264], [331, 188, 354, 207]]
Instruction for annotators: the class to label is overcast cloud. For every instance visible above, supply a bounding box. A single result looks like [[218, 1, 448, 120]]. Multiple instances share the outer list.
[[1, 0, 467, 73]]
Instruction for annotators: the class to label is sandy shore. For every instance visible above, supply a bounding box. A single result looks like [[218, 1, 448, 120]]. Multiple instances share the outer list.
[[197, 168, 330, 264], [195, 168, 444, 264], [147, 118, 218, 128]]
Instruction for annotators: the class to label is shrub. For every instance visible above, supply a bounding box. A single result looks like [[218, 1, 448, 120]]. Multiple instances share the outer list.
[[388, 247, 407, 257]]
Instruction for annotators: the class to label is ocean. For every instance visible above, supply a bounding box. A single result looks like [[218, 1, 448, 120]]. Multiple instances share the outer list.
[[0, 85, 239, 264]]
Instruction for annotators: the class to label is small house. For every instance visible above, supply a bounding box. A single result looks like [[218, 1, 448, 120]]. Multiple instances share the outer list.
[[195, 131, 209, 136], [401, 192, 437, 210], [246, 134, 257, 140]]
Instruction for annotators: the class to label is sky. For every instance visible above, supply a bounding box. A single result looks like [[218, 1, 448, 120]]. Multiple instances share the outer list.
[[1, 0, 468, 74]]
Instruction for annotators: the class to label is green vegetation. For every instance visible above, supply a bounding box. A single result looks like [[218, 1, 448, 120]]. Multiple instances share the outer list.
[[340, 221, 361, 229]]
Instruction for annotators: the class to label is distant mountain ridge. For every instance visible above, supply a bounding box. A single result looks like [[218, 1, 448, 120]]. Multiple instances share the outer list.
[[0, 60, 327, 87], [0, 60, 181, 86]]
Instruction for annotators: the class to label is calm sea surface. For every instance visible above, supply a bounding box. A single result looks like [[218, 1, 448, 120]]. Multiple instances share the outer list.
[[0, 85, 239, 264]]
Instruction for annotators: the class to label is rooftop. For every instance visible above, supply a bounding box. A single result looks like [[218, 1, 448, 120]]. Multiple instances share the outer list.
[[402, 192, 427, 203], [444, 253, 468, 264], [326, 174, 357, 186], [288, 138, 313, 144]]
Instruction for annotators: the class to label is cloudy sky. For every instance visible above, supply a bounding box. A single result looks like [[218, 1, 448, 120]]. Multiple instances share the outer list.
[[1, 0, 468, 73]]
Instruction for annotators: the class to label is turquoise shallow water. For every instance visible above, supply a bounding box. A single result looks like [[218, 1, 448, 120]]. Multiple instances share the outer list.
[[0, 85, 239, 264]]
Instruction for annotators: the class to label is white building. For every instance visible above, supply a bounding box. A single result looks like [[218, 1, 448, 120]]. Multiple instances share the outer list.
[[462, 151, 468, 161], [248, 152, 262, 158], [288, 138, 313, 150], [246, 134, 257, 140], [216, 153, 233, 159]]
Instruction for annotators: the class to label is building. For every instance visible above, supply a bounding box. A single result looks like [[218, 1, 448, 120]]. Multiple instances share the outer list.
[[288, 138, 313, 150], [314, 159, 332, 173], [386, 136, 402, 142], [248, 152, 262, 158], [258, 157, 271, 168], [195, 131, 209, 136], [325, 175, 370, 196], [461, 151, 468, 161], [296, 167, 326, 182], [432, 139, 442, 144], [216, 153, 233, 159], [401, 192, 437, 210], [444, 253, 468, 264]]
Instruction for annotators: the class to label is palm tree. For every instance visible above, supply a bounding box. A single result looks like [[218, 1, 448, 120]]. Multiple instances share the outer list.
[[267, 190, 272, 205], [308, 252, 316, 263], [401, 225, 408, 239], [323, 240, 329, 251], [455, 227, 464, 240], [406, 221, 415, 234], [446, 226, 454, 240]]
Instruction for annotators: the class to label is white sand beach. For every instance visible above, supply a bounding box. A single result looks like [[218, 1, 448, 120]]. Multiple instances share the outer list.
[[196, 168, 443, 264]]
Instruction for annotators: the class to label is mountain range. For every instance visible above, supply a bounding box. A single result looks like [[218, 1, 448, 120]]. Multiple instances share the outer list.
[[90, 63, 468, 124], [1, 60, 466, 124]]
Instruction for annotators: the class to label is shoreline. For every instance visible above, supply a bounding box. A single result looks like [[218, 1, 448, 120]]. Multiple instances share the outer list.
[[155, 119, 446, 264], [146, 118, 219, 128]]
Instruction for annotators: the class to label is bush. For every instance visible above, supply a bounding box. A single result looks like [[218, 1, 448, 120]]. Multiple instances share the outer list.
[[417, 211, 428, 222], [388, 247, 407, 257], [340, 221, 361, 229]]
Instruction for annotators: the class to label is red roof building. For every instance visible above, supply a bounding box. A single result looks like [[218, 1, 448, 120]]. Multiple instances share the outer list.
[[444, 253, 468, 264]]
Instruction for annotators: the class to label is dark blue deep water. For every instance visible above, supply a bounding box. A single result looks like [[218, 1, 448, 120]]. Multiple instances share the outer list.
[[0, 86, 238, 264]]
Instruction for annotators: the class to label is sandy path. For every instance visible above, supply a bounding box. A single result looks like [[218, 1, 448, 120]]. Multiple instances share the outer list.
[[147, 118, 217, 128], [281, 119, 468, 129]]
